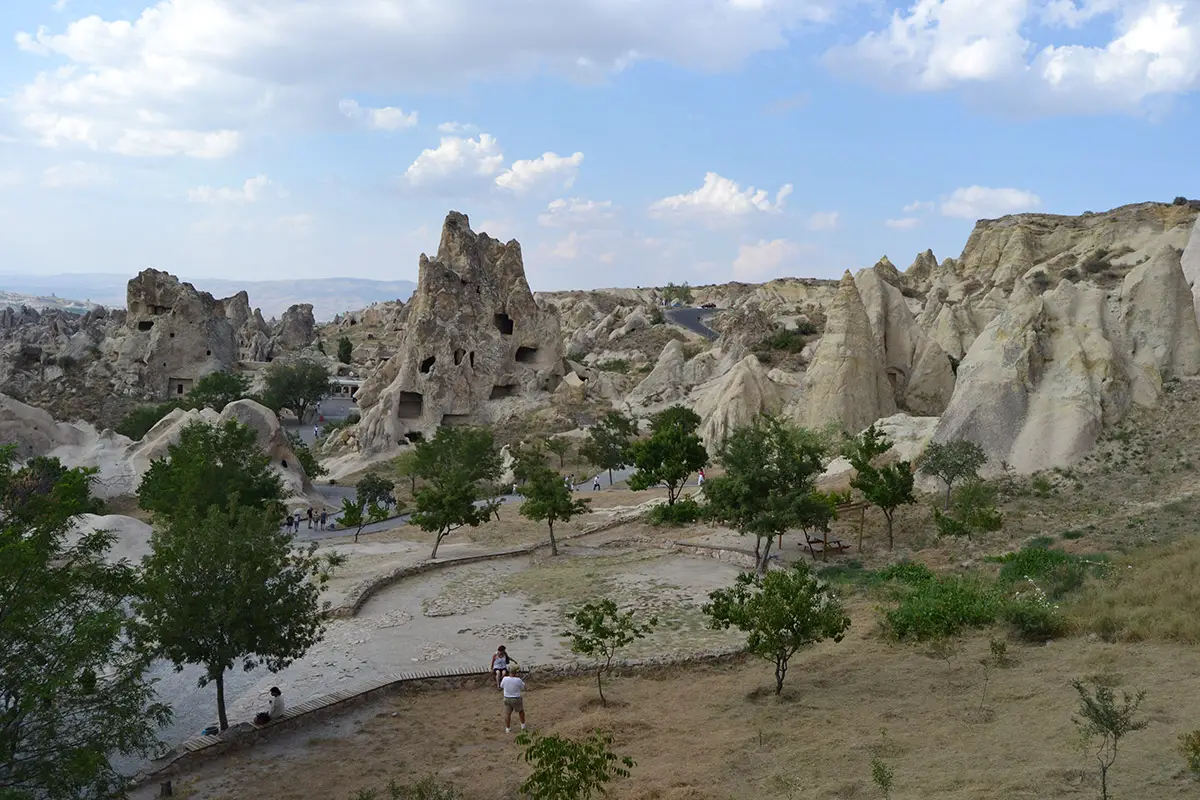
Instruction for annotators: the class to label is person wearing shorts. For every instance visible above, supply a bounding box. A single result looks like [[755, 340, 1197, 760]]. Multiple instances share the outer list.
[[491, 645, 511, 689], [500, 667, 526, 733]]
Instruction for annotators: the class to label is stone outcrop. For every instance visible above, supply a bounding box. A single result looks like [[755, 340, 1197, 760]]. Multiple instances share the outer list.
[[934, 245, 1200, 472], [800, 272, 895, 433], [349, 212, 565, 452], [273, 304, 316, 351], [691, 355, 780, 446]]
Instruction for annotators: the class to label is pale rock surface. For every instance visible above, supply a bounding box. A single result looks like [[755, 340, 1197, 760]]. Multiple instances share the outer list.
[[800, 272, 895, 433], [67, 514, 154, 564], [1178, 214, 1200, 324], [821, 414, 940, 489], [691, 355, 780, 446], [1120, 246, 1200, 404]]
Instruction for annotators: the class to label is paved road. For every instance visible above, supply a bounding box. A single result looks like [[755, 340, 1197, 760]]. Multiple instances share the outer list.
[[665, 307, 720, 340]]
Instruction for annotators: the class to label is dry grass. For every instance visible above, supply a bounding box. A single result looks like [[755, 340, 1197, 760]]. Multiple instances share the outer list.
[[150, 621, 1200, 800]]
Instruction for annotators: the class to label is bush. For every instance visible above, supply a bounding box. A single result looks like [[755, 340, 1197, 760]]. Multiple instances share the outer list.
[[758, 328, 809, 353], [648, 307, 665, 325], [286, 431, 328, 479], [1003, 593, 1067, 640], [993, 546, 1107, 601], [883, 574, 1002, 641], [1173, 196, 1190, 206], [646, 497, 704, 526], [595, 359, 631, 374], [1178, 730, 1200, 774], [115, 402, 179, 440]]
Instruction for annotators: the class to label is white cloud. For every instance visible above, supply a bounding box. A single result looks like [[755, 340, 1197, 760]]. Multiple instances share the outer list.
[[338, 99, 418, 131], [547, 231, 582, 260], [807, 210, 840, 230], [885, 217, 922, 230], [650, 172, 793, 218], [187, 175, 276, 204], [538, 197, 616, 228], [404, 134, 505, 188], [437, 121, 477, 134], [40, 161, 111, 188], [940, 185, 1042, 219], [732, 238, 813, 281], [10, 0, 842, 158], [823, 0, 1200, 115], [496, 151, 584, 194], [903, 200, 935, 213]]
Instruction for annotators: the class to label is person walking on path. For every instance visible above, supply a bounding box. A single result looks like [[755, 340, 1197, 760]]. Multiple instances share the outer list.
[[319, 509, 327, 530], [593, 475, 601, 491], [306, 507, 314, 530], [284, 514, 293, 534], [491, 645, 513, 689], [697, 468, 706, 487], [500, 666, 527, 733]]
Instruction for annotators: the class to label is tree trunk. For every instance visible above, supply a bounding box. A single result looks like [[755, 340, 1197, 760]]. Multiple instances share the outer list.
[[430, 531, 444, 559], [354, 524, 363, 543], [667, 483, 678, 506], [944, 482, 952, 510], [597, 668, 606, 708], [774, 657, 787, 695], [757, 535, 773, 574], [884, 510, 895, 550], [608, 468, 613, 486], [548, 521, 558, 556], [215, 671, 228, 731]]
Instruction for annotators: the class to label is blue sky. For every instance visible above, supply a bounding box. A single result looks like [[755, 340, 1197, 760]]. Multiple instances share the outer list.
[[0, 0, 1197, 291]]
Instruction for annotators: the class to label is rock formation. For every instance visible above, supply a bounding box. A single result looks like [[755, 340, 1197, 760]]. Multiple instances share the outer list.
[[691, 355, 780, 446], [273, 304, 317, 351], [800, 272, 895, 433], [348, 212, 566, 452]]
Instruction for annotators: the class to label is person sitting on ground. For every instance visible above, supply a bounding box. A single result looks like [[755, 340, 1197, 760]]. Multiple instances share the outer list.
[[500, 667, 526, 733], [491, 645, 513, 688], [254, 686, 285, 725]]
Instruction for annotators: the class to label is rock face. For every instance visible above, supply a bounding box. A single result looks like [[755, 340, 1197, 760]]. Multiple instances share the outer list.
[[934, 246, 1200, 472], [692, 355, 780, 446], [350, 212, 566, 452], [273, 304, 316, 351], [801, 272, 895, 433]]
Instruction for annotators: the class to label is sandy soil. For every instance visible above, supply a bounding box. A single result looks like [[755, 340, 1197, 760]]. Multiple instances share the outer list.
[[145, 620, 1200, 800]]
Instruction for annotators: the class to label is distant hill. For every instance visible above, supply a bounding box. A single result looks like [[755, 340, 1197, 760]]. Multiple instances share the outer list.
[[0, 274, 415, 321], [0, 289, 97, 315]]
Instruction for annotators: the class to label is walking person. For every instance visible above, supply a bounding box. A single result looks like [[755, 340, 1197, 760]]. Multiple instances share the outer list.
[[284, 514, 293, 534], [593, 475, 601, 491], [697, 468, 706, 487], [500, 666, 527, 733], [491, 645, 512, 689], [293, 511, 302, 531], [306, 507, 314, 530], [313, 424, 319, 439], [319, 509, 327, 530]]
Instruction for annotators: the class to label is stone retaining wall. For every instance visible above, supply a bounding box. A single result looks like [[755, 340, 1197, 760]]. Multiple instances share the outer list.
[[135, 647, 746, 788]]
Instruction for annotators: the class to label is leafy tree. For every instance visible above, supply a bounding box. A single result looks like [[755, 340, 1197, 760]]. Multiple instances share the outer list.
[[116, 401, 180, 440], [394, 449, 420, 494], [286, 431, 328, 479], [136, 501, 343, 731], [516, 730, 634, 800], [337, 336, 353, 364], [518, 462, 591, 555], [545, 436, 572, 469], [138, 419, 283, 523], [703, 562, 850, 695], [562, 600, 656, 707], [0, 448, 170, 799], [261, 357, 331, 423], [186, 370, 251, 412], [626, 405, 707, 506], [340, 498, 368, 543], [1071, 678, 1148, 800], [705, 415, 834, 572], [409, 426, 501, 558], [845, 425, 916, 550], [580, 411, 637, 485], [660, 281, 693, 305], [919, 439, 987, 509], [933, 480, 1003, 540], [357, 472, 395, 509]]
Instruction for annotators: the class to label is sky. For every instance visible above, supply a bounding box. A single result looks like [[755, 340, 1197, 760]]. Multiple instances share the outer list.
[[0, 0, 1197, 292]]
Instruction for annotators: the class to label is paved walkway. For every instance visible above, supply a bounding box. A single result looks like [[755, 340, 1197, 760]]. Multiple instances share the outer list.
[[665, 306, 720, 340]]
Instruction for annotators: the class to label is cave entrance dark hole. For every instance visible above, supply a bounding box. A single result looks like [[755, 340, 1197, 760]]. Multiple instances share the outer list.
[[494, 313, 514, 335]]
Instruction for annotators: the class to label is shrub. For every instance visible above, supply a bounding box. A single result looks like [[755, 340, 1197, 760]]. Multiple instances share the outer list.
[[1173, 196, 1190, 206], [1003, 591, 1067, 640], [1178, 730, 1200, 775], [883, 574, 1002, 641], [646, 497, 703, 526], [595, 359, 631, 374], [286, 431, 328, 479], [993, 546, 1107, 601], [648, 306, 665, 325], [794, 319, 819, 336], [115, 402, 179, 440], [759, 328, 809, 353]]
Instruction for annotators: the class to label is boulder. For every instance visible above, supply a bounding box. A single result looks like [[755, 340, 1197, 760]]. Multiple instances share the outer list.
[[0, 393, 87, 458]]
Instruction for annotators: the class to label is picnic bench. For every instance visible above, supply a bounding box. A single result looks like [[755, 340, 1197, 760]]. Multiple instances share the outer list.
[[804, 530, 850, 561]]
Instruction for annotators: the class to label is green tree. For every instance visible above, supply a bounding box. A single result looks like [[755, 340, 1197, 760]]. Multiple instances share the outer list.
[[409, 426, 501, 558], [394, 449, 420, 494], [933, 480, 1003, 540], [261, 357, 331, 423], [704, 415, 834, 572], [357, 472, 395, 509], [138, 419, 283, 522], [518, 461, 591, 556], [136, 501, 343, 731], [919, 439, 988, 509], [660, 281, 693, 305], [545, 436, 571, 469], [626, 405, 707, 506], [1071, 679, 1148, 800], [703, 562, 851, 695], [115, 401, 180, 440], [562, 600, 656, 707], [580, 411, 637, 485], [337, 336, 353, 364], [339, 498, 368, 543], [286, 431, 328, 479], [0, 449, 170, 799], [845, 425, 916, 550], [516, 730, 634, 800], [185, 370, 251, 412]]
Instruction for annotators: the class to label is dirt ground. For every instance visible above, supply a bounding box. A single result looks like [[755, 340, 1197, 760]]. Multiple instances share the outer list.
[[153, 611, 1200, 800]]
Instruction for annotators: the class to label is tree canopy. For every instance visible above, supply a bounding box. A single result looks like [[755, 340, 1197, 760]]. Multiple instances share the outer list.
[[844, 425, 916, 550], [562, 600, 656, 707], [579, 411, 637, 486], [337, 336, 353, 365], [136, 501, 341, 730], [919, 439, 987, 509], [518, 459, 591, 555], [186, 370, 251, 413], [356, 473, 395, 509], [261, 358, 331, 423], [703, 562, 850, 695], [1, 447, 169, 798], [545, 436, 571, 469], [626, 406, 707, 506], [137, 419, 283, 523], [705, 415, 835, 572], [408, 426, 502, 558]]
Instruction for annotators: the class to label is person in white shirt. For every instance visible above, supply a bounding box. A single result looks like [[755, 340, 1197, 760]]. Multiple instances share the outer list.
[[500, 667, 527, 733], [268, 686, 285, 719]]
